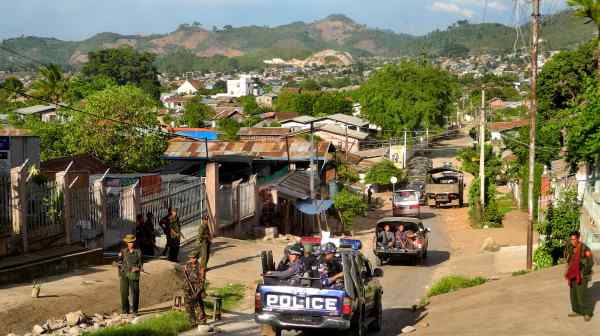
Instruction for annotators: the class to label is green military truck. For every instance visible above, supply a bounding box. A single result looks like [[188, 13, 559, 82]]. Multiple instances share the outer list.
[[424, 166, 464, 208]]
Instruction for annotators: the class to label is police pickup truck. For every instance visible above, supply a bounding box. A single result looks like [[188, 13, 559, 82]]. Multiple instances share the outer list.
[[255, 239, 384, 336]]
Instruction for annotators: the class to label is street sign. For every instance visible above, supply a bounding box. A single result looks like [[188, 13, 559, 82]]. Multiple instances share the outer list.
[[390, 176, 398, 185], [0, 137, 9, 151]]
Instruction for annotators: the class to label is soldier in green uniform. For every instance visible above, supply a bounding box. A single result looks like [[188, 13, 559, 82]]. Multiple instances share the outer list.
[[118, 234, 143, 315], [165, 208, 183, 262], [565, 231, 594, 321], [180, 250, 206, 325], [197, 215, 213, 275]]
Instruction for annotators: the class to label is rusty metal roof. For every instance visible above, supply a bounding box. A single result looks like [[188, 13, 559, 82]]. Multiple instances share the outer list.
[[164, 137, 333, 161], [238, 127, 291, 137]]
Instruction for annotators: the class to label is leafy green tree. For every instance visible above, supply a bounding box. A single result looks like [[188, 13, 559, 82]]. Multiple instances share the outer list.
[[19, 115, 75, 160], [336, 162, 359, 183], [64, 75, 117, 104], [239, 95, 261, 115], [358, 61, 457, 134], [217, 118, 241, 141], [182, 96, 215, 127], [365, 160, 406, 186], [30, 64, 69, 104], [81, 47, 161, 99], [1, 77, 24, 99], [568, 0, 600, 74], [566, 79, 600, 164], [313, 93, 352, 116], [71, 85, 166, 172], [299, 79, 320, 91], [333, 188, 368, 232]]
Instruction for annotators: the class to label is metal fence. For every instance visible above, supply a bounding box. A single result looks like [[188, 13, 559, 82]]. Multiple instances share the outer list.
[[141, 179, 205, 233], [217, 184, 233, 227], [239, 181, 256, 220], [0, 174, 10, 235], [26, 180, 64, 240], [69, 185, 103, 244]]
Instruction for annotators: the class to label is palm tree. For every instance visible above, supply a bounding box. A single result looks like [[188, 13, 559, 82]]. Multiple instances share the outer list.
[[30, 64, 69, 104], [568, 0, 600, 74]]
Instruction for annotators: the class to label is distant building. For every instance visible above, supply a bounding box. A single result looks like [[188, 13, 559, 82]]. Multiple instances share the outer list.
[[256, 93, 278, 108], [238, 127, 291, 141], [14, 105, 58, 122], [170, 128, 219, 141], [0, 129, 40, 173], [227, 75, 254, 97], [176, 80, 202, 95]]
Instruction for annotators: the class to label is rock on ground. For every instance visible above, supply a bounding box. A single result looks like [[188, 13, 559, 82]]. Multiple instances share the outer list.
[[401, 325, 416, 333], [481, 237, 500, 252]]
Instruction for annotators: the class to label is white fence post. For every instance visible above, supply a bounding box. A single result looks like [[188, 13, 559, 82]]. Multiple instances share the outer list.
[[10, 164, 28, 253]]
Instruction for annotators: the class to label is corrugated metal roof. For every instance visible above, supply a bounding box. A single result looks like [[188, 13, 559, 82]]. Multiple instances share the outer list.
[[275, 170, 319, 200], [238, 127, 291, 137], [164, 137, 332, 161], [15, 105, 57, 115], [324, 113, 369, 127], [317, 124, 369, 140]]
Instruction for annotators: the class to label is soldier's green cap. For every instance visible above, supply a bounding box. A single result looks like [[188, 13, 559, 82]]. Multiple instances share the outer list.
[[188, 250, 200, 258], [303, 243, 314, 253], [123, 234, 136, 243]]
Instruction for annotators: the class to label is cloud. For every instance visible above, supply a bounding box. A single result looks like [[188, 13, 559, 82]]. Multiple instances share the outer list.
[[429, 2, 474, 17], [453, 0, 510, 11]]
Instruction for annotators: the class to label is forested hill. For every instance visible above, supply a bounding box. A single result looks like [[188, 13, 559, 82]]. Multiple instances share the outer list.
[[0, 10, 594, 72]]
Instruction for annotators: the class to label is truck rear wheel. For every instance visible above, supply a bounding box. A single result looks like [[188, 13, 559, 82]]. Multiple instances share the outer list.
[[348, 308, 367, 336]]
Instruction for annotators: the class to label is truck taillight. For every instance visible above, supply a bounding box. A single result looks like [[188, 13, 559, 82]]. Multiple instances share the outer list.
[[255, 293, 262, 312], [342, 297, 352, 315], [416, 240, 423, 249], [409, 205, 419, 209]]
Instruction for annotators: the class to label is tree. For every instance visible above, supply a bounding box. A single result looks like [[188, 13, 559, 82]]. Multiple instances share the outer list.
[[313, 94, 352, 117], [81, 47, 161, 99], [358, 61, 457, 135], [239, 95, 261, 115], [365, 160, 406, 186], [64, 75, 117, 104], [333, 188, 367, 232], [299, 79, 320, 91], [30, 64, 69, 104], [217, 118, 240, 141], [568, 0, 600, 75], [182, 97, 215, 127], [566, 79, 600, 165], [1, 77, 24, 99], [71, 85, 166, 172]]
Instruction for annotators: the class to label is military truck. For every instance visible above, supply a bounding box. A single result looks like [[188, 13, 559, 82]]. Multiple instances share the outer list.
[[424, 166, 464, 208]]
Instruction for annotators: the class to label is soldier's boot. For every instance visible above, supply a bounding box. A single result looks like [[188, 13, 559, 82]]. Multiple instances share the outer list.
[[568, 312, 581, 317], [584, 315, 592, 322]]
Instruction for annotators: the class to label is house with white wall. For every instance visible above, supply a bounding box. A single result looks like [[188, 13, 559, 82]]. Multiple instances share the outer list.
[[227, 75, 254, 98], [176, 80, 202, 95]]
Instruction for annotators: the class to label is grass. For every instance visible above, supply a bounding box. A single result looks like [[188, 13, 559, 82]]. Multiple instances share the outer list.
[[84, 311, 190, 336], [496, 192, 516, 217], [84, 283, 246, 336], [512, 270, 529, 277], [205, 282, 246, 311], [427, 276, 488, 297]]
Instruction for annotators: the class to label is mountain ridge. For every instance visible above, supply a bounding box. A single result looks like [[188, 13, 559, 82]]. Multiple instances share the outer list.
[[0, 10, 594, 71]]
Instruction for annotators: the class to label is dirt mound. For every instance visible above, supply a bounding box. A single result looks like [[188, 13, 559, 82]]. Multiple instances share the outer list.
[[311, 15, 362, 44], [150, 29, 210, 50], [102, 38, 138, 49]]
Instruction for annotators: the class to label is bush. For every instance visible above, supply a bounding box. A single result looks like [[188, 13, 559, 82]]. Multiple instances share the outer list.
[[333, 188, 368, 232], [365, 160, 405, 187], [427, 276, 487, 297], [533, 243, 554, 270]]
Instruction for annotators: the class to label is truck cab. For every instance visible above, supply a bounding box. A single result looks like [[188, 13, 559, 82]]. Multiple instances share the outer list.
[[255, 241, 384, 336]]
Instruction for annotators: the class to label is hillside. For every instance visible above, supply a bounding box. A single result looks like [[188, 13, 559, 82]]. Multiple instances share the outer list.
[[0, 10, 595, 72]]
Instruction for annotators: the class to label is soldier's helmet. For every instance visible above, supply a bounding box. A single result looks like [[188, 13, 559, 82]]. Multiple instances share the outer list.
[[188, 250, 200, 259], [321, 242, 337, 254], [288, 243, 304, 256]]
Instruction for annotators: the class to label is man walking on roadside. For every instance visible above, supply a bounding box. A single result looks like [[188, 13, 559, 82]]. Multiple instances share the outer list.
[[565, 231, 594, 321], [118, 234, 143, 316]]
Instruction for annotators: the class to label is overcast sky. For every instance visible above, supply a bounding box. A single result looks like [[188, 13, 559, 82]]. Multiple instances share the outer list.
[[0, 0, 568, 41]]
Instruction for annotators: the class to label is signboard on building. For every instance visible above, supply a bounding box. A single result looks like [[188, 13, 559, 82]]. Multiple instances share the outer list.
[[389, 144, 406, 169]]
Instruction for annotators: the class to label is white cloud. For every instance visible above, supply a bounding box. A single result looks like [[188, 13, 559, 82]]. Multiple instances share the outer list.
[[429, 2, 475, 18], [453, 0, 510, 11]]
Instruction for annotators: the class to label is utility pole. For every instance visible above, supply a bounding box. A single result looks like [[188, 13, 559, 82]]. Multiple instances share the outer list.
[[403, 130, 407, 169], [479, 88, 486, 209], [527, 0, 541, 271], [310, 121, 316, 200]]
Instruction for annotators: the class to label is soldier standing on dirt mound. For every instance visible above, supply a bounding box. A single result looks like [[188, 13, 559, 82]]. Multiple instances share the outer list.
[[565, 230, 594, 321], [118, 234, 143, 316], [180, 250, 206, 325]]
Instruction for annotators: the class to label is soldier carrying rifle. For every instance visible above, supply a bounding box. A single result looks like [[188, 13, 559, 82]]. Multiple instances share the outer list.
[[178, 250, 206, 325], [117, 234, 143, 316]]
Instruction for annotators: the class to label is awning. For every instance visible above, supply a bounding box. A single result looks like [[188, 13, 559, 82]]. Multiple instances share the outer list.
[[296, 199, 334, 215]]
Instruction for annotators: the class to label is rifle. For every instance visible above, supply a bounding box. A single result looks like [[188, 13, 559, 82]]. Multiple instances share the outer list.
[[183, 267, 204, 298]]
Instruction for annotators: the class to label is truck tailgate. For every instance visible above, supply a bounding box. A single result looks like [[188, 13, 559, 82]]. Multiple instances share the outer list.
[[259, 285, 345, 316]]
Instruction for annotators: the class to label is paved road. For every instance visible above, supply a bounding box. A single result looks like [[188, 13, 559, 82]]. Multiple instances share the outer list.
[[374, 209, 451, 335], [209, 208, 452, 336]]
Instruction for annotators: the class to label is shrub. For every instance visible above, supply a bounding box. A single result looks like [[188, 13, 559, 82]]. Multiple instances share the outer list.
[[427, 275, 487, 297], [85, 311, 190, 336], [533, 243, 554, 270], [333, 188, 368, 231], [365, 159, 405, 186]]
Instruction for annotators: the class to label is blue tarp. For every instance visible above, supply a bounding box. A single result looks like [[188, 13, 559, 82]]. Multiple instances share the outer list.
[[296, 199, 334, 215], [176, 130, 218, 140]]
